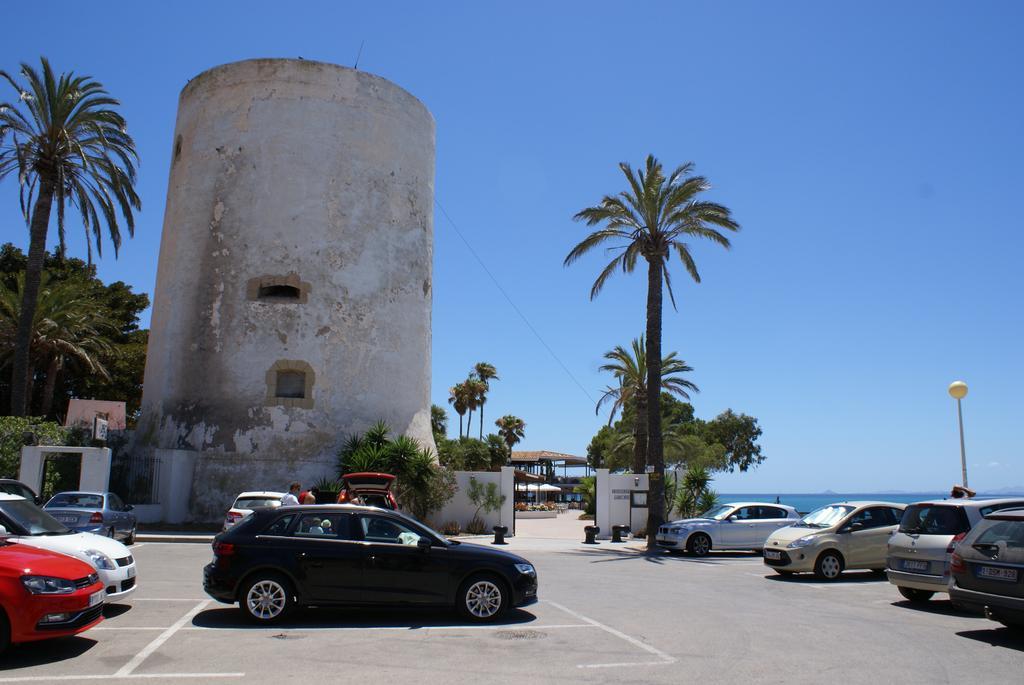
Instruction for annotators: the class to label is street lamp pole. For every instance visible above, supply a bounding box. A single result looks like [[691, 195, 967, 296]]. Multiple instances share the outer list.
[[948, 381, 969, 488]]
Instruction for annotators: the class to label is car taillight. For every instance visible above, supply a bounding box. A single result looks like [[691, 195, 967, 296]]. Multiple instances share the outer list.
[[950, 552, 965, 573], [337, 491, 350, 503], [946, 532, 967, 554], [89, 512, 103, 523], [226, 512, 242, 522], [213, 541, 236, 557]]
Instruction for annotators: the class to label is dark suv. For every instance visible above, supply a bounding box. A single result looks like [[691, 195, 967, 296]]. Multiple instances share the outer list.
[[949, 507, 1024, 630], [203, 504, 537, 623]]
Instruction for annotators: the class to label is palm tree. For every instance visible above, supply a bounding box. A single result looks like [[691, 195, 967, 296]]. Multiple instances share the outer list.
[[567, 154, 738, 547], [471, 362, 498, 439], [0, 273, 114, 417], [495, 414, 525, 463], [595, 336, 698, 474], [0, 57, 140, 416], [448, 384, 469, 438], [463, 377, 487, 438]]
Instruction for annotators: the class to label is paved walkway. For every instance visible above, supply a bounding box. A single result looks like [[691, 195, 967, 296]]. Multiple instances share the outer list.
[[513, 510, 590, 539]]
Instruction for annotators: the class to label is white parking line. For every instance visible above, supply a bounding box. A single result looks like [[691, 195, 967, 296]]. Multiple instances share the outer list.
[[0, 675, 242, 682], [96, 622, 595, 633], [114, 600, 227, 678], [543, 600, 676, 669]]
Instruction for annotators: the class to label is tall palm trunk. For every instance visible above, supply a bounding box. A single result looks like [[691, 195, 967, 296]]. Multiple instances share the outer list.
[[645, 256, 665, 549], [479, 402, 484, 440], [10, 179, 55, 416], [632, 393, 648, 474], [40, 356, 60, 418], [458, 413, 464, 439]]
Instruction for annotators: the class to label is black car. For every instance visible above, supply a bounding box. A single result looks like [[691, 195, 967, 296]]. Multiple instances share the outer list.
[[949, 507, 1024, 630], [203, 504, 538, 623], [0, 479, 42, 505]]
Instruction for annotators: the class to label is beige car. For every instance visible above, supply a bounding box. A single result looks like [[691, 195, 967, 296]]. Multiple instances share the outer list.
[[763, 501, 907, 579]]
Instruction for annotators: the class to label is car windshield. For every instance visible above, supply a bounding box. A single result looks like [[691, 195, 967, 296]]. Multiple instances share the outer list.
[[234, 497, 281, 509], [0, 499, 72, 535], [899, 504, 968, 535], [799, 505, 856, 528], [698, 505, 734, 520], [47, 493, 104, 509]]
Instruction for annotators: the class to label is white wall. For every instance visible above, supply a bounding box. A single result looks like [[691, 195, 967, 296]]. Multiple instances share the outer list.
[[596, 470, 649, 539], [19, 446, 112, 495], [434, 467, 514, 534]]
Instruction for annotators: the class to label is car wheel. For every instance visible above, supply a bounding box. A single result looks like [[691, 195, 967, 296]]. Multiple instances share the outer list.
[[814, 551, 844, 580], [458, 574, 508, 622], [240, 574, 294, 623], [125, 526, 136, 546], [0, 610, 9, 656], [897, 587, 934, 603], [687, 533, 712, 557]]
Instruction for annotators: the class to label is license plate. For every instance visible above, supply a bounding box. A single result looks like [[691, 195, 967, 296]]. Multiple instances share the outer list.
[[88, 589, 105, 607], [56, 515, 77, 523], [977, 566, 1019, 582], [125, 565, 136, 579], [902, 559, 929, 572], [764, 549, 782, 560]]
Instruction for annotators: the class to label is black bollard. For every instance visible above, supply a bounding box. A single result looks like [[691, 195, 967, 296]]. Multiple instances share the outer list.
[[583, 525, 600, 544], [611, 525, 630, 543], [492, 525, 508, 545]]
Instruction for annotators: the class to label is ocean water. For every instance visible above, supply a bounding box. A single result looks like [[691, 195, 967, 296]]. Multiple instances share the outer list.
[[718, 492, 1024, 515]]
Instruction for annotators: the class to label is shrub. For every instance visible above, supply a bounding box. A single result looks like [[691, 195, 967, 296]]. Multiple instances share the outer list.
[[467, 477, 505, 521], [465, 515, 487, 535], [573, 476, 596, 516], [397, 450, 457, 522], [439, 520, 461, 536]]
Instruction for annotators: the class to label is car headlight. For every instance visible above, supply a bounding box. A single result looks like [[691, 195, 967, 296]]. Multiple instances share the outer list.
[[787, 535, 819, 549], [22, 575, 76, 594], [669, 526, 685, 534], [514, 563, 536, 577], [84, 549, 116, 570]]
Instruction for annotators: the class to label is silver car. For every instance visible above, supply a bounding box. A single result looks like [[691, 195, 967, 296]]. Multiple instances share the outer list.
[[887, 497, 1024, 603], [44, 491, 138, 544], [657, 502, 801, 556]]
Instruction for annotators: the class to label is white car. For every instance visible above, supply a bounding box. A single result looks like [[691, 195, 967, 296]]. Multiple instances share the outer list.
[[0, 493, 137, 602], [656, 502, 801, 556], [223, 491, 284, 530]]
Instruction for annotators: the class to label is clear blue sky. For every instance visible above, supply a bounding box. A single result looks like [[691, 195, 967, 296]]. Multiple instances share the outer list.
[[2, 2, 1022, 492]]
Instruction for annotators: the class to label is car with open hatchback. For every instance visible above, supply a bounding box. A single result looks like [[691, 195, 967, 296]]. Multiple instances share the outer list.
[[204, 504, 537, 623]]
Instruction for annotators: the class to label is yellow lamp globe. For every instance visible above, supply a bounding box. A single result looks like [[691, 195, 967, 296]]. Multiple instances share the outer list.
[[948, 381, 968, 400]]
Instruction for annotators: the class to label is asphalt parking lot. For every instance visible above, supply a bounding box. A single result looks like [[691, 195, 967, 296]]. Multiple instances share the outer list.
[[1, 541, 1021, 684]]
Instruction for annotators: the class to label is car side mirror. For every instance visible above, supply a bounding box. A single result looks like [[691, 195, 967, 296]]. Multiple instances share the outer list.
[[34, 496, 42, 506], [0, 524, 7, 535], [126, 504, 134, 511], [844, 522, 863, 533], [417, 536, 431, 552]]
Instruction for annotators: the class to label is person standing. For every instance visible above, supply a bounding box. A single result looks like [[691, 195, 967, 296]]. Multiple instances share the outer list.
[[282, 482, 301, 506]]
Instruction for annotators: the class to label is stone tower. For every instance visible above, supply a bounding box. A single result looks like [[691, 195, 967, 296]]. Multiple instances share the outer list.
[[136, 59, 435, 521]]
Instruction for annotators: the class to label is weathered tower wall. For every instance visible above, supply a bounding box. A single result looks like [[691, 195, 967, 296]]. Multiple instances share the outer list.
[[136, 59, 435, 521]]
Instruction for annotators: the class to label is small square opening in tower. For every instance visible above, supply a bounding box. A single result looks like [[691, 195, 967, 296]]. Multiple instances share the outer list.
[[275, 371, 306, 399]]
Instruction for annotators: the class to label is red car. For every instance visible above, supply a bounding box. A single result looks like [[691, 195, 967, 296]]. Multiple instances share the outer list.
[[0, 538, 105, 653], [336, 473, 398, 509]]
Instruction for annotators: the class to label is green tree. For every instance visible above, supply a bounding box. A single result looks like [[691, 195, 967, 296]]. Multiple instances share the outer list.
[[0, 58, 141, 415], [494, 414, 525, 463], [0, 273, 114, 417], [573, 476, 596, 516], [466, 476, 506, 521], [701, 409, 765, 472], [567, 155, 739, 547], [430, 404, 448, 444], [471, 362, 498, 439], [397, 449, 457, 523], [0, 243, 150, 422], [595, 336, 698, 474], [448, 383, 470, 438], [462, 377, 487, 439], [672, 465, 716, 518]]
